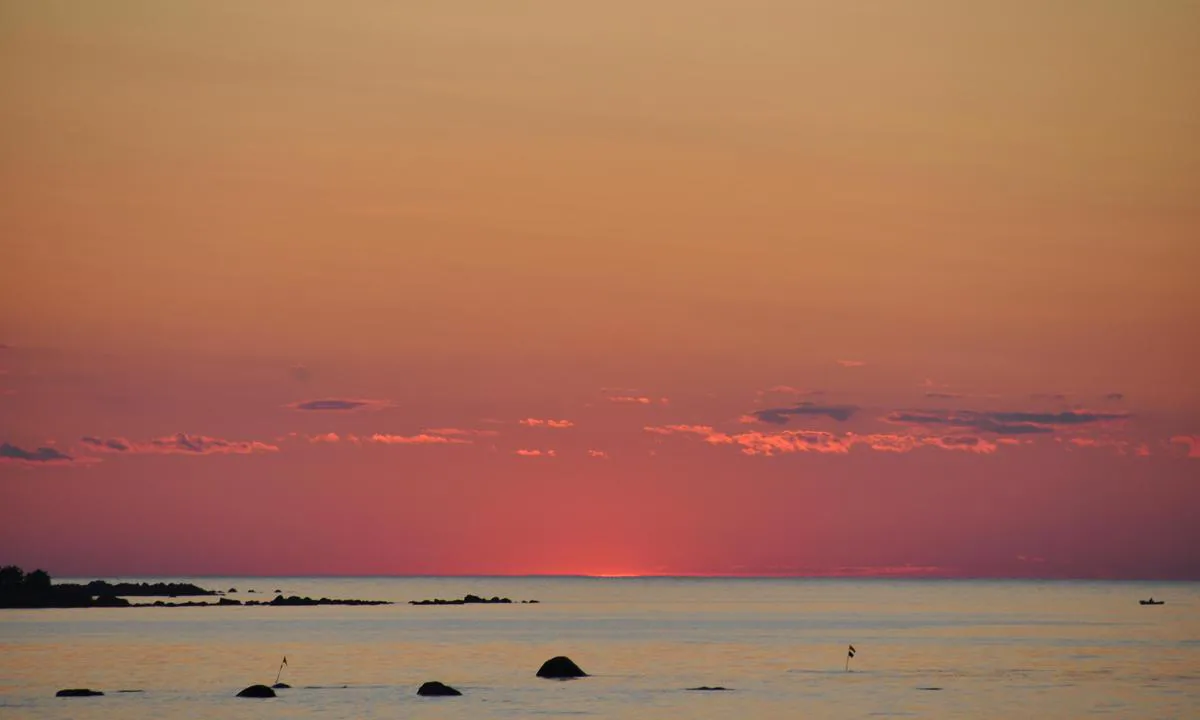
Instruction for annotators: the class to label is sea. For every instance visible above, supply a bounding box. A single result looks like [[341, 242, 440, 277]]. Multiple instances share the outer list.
[[1, 577, 1197, 719]]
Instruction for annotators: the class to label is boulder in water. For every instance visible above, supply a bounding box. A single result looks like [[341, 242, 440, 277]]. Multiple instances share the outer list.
[[536, 656, 587, 679], [687, 686, 730, 691], [236, 684, 276, 698], [417, 681, 462, 696], [56, 689, 103, 697], [272, 682, 291, 689]]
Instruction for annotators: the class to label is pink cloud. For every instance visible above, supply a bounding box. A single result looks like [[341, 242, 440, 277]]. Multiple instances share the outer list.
[[608, 395, 653, 405], [370, 433, 471, 445], [308, 432, 341, 443], [646, 426, 999, 456], [587, 449, 609, 459], [837, 359, 867, 368], [80, 434, 279, 455], [425, 427, 501, 437], [514, 448, 556, 457], [519, 418, 575, 429], [1170, 435, 1199, 458]]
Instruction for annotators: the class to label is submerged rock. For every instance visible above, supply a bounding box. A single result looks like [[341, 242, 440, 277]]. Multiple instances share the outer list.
[[56, 689, 104, 697], [536, 656, 587, 679], [417, 681, 462, 696], [272, 682, 291, 689], [410, 594, 518, 605], [687, 686, 730, 691], [236, 684, 276, 698]]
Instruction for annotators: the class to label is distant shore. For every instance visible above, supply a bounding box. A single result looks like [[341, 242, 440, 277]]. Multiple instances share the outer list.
[[0, 566, 392, 608]]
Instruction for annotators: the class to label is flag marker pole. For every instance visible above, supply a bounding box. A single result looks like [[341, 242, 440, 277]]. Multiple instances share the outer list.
[[275, 656, 287, 685], [845, 644, 856, 672]]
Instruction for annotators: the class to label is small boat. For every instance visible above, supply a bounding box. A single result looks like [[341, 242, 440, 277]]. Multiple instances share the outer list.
[[1139, 598, 1165, 605]]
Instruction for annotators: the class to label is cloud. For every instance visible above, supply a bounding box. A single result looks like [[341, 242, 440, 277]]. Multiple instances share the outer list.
[[923, 391, 964, 399], [307, 432, 341, 443], [80, 436, 132, 452], [287, 398, 391, 412], [587, 449, 609, 459], [370, 433, 470, 445], [1, 442, 76, 465], [746, 402, 858, 425], [80, 434, 279, 455], [1103, 392, 1125, 402], [1170, 435, 1199, 458], [289, 365, 311, 382], [601, 389, 668, 405], [519, 418, 575, 429], [836, 359, 866, 368], [1061, 437, 1155, 457], [646, 426, 999, 456], [882, 409, 1128, 435], [424, 427, 501, 437], [607, 395, 657, 405], [515, 448, 556, 457]]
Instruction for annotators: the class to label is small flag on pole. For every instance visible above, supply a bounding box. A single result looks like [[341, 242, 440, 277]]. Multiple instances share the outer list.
[[282, 656, 288, 667], [845, 644, 856, 671], [847, 645, 856, 658]]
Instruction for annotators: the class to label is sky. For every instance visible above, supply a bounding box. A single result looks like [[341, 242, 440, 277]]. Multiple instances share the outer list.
[[1, 1, 1197, 579]]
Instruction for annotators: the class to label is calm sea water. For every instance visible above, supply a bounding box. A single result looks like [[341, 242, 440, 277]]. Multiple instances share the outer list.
[[1, 577, 1197, 719]]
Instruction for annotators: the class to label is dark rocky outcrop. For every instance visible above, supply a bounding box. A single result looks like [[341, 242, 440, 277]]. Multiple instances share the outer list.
[[83, 580, 214, 597], [236, 684, 276, 698], [687, 686, 730, 691], [1, 566, 385, 610], [1, 565, 210, 608], [410, 594, 537, 605], [56, 689, 104, 697], [537, 656, 587, 679], [228, 588, 238, 593], [242, 594, 391, 607], [272, 682, 291, 689], [417, 681, 462, 697]]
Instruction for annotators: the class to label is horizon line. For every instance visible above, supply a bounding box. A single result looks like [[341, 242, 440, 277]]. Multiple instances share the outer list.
[[47, 572, 1200, 582]]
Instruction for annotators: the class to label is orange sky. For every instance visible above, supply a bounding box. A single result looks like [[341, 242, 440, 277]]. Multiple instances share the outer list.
[[1, 1, 1197, 578]]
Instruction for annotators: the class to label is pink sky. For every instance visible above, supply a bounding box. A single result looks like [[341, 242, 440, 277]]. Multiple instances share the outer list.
[[1, 1, 1198, 578]]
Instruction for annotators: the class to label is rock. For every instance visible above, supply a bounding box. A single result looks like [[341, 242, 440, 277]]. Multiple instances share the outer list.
[[417, 681, 462, 697], [272, 682, 291, 689], [56, 688, 103, 697], [273, 589, 282, 594], [687, 686, 729, 691], [218, 597, 242, 606], [228, 587, 237, 593], [410, 595, 522, 605], [236, 684, 276, 698], [536, 656, 587, 679]]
